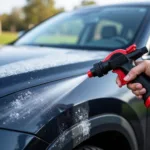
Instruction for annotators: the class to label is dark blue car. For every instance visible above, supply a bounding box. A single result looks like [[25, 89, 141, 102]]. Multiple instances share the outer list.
[[1, 2, 150, 150]]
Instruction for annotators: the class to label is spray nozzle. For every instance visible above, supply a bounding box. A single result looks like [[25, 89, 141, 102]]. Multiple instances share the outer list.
[[87, 61, 110, 78], [87, 70, 93, 78], [86, 45, 150, 108], [87, 46, 148, 79]]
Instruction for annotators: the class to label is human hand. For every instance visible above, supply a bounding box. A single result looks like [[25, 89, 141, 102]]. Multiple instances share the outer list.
[[116, 60, 150, 99]]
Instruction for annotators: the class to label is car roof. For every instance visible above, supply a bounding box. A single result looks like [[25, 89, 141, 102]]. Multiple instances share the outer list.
[[73, 1, 150, 13]]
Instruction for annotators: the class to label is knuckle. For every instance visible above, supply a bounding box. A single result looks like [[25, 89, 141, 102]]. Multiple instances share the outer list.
[[132, 90, 139, 96], [143, 60, 149, 65]]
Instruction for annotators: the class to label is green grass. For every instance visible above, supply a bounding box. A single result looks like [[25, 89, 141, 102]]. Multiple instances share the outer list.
[[0, 32, 18, 44], [35, 35, 77, 44]]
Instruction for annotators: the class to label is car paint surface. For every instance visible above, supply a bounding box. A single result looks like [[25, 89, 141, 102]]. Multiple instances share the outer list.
[[0, 46, 147, 150], [0, 129, 48, 150], [1, 3, 150, 150]]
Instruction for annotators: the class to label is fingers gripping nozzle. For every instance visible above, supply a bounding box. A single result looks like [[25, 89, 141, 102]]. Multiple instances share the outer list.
[[87, 44, 150, 108]]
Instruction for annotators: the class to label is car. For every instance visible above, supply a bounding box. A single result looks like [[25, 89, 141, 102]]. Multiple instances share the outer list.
[[1, 2, 150, 150]]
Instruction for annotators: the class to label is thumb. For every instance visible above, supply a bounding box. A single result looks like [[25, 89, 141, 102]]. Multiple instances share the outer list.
[[124, 62, 146, 82]]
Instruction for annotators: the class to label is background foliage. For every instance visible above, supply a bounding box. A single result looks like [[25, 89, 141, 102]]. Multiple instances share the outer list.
[[0, 0, 96, 32]]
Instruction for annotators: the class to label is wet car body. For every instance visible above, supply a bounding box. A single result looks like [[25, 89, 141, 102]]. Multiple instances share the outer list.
[[1, 2, 150, 150]]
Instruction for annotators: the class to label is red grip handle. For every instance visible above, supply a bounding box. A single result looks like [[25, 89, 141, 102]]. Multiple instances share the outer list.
[[112, 69, 129, 87], [145, 97, 150, 108]]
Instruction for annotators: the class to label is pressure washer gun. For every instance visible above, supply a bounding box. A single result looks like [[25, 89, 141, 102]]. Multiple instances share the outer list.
[[87, 44, 150, 108]]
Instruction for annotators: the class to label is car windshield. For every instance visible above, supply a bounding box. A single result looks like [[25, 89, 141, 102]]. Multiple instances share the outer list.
[[15, 7, 147, 50]]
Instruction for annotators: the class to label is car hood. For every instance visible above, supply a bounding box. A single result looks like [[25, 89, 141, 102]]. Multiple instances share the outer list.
[[0, 45, 109, 97], [0, 45, 108, 78]]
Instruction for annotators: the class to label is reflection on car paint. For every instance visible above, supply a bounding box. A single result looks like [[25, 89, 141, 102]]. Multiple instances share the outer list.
[[0, 75, 87, 126]]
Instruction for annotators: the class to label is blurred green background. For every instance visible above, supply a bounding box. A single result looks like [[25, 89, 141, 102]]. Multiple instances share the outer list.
[[0, 0, 96, 45], [0, 32, 17, 44]]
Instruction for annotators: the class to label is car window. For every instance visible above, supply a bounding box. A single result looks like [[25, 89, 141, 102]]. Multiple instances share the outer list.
[[15, 7, 147, 50], [35, 18, 84, 45]]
